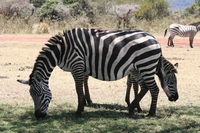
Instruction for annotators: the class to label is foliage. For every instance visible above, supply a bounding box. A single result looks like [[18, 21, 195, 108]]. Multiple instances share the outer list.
[[184, 2, 200, 17], [108, 4, 140, 29], [70, 0, 93, 17], [0, 0, 35, 20], [62, 0, 78, 5], [29, 0, 46, 8], [135, 0, 169, 20], [35, 0, 70, 22]]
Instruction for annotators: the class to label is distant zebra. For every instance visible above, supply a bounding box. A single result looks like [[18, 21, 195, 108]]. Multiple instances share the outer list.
[[17, 28, 178, 119], [164, 22, 200, 48]]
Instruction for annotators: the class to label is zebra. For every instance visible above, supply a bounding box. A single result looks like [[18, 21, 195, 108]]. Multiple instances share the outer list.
[[164, 22, 200, 48], [17, 28, 178, 119], [83, 57, 178, 113], [124, 57, 178, 112]]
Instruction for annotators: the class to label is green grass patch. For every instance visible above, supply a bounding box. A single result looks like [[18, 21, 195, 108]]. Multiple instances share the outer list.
[[1, 101, 200, 132]]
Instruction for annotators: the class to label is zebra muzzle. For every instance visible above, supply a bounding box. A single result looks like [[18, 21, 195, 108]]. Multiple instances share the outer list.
[[35, 109, 46, 119], [168, 93, 179, 102]]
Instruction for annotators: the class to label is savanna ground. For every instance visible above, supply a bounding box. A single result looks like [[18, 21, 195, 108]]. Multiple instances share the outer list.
[[0, 33, 200, 132]]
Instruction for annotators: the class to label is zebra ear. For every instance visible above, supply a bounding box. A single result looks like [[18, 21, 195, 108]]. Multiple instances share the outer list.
[[17, 79, 29, 85], [174, 63, 178, 69], [173, 63, 178, 73]]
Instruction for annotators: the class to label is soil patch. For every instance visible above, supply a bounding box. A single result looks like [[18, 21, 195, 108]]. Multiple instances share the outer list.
[[1, 34, 200, 46]]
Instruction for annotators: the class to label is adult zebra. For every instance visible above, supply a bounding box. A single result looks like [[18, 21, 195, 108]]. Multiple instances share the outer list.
[[17, 28, 178, 119], [164, 22, 200, 48]]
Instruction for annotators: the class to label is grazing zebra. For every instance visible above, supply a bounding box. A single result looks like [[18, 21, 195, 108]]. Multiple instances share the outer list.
[[124, 57, 178, 112], [164, 22, 200, 48], [83, 57, 178, 113], [17, 28, 179, 119]]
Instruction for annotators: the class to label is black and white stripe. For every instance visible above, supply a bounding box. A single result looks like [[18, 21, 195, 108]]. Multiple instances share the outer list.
[[164, 22, 200, 48], [124, 57, 178, 113], [18, 28, 178, 118]]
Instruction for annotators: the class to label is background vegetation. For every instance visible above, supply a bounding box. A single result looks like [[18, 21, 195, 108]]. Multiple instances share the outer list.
[[0, 0, 199, 34]]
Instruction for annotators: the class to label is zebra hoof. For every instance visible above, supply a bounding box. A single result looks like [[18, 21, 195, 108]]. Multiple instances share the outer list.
[[137, 109, 142, 113], [75, 112, 82, 118], [87, 100, 93, 105], [146, 113, 156, 117]]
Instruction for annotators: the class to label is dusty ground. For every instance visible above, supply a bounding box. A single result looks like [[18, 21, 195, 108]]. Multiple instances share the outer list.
[[0, 34, 200, 110], [1, 34, 200, 46]]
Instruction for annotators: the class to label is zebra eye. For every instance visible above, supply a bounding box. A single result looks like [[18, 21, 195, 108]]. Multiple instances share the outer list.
[[30, 88, 37, 96]]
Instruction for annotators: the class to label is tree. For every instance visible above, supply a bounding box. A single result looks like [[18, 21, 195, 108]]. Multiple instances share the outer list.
[[184, 2, 200, 17], [110, 4, 140, 29]]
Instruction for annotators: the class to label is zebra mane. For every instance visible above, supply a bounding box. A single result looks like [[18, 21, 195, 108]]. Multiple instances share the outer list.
[[189, 21, 200, 26], [163, 57, 178, 73], [30, 33, 63, 80]]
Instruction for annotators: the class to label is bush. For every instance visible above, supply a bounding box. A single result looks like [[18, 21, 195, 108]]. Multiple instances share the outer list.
[[184, 2, 200, 17], [135, 0, 169, 20], [36, 0, 71, 22], [0, 0, 35, 20], [29, 0, 46, 8]]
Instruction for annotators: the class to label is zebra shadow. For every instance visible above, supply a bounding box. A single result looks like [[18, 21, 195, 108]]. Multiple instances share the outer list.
[[47, 103, 149, 120], [86, 103, 128, 110], [19, 104, 200, 120]]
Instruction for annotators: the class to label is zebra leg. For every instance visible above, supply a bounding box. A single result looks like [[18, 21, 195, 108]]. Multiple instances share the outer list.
[[128, 79, 148, 115], [169, 36, 175, 47], [133, 78, 145, 113], [125, 74, 132, 107], [147, 85, 159, 116], [189, 36, 194, 48], [168, 36, 174, 47], [71, 65, 85, 117], [83, 75, 93, 105], [167, 37, 170, 46], [129, 76, 159, 116]]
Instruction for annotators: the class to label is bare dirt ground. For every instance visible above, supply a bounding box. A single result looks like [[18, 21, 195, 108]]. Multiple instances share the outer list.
[[1, 34, 200, 46], [0, 34, 200, 109]]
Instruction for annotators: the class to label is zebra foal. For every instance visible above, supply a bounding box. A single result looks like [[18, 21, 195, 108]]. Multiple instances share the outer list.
[[164, 22, 200, 48], [125, 57, 178, 112], [17, 28, 178, 119]]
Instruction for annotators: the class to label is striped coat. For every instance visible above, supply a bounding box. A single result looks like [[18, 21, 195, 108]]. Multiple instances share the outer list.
[[17, 28, 178, 118]]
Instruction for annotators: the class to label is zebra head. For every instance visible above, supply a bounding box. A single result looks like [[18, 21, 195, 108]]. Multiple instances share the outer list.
[[164, 62, 178, 101], [17, 73, 52, 119], [156, 57, 179, 102]]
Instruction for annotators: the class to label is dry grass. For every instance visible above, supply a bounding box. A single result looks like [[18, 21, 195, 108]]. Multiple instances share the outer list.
[[0, 35, 200, 110], [1, 34, 200, 132]]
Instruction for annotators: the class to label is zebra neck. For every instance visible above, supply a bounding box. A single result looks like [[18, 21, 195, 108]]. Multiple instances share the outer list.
[[30, 53, 57, 83]]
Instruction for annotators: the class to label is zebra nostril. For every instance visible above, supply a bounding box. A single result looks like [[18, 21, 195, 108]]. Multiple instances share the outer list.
[[168, 93, 178, 102]]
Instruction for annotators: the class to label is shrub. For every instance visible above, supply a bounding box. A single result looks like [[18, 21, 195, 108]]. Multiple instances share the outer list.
[[36, 0, 71, 22], [32, 22, 50, 34], [0, 0, 35, 20], [29, 0, 46, 8], [135, 0, 169, 20]]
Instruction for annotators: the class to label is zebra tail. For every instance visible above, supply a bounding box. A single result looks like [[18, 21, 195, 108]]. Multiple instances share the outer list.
[[164, 28, 168, 37]]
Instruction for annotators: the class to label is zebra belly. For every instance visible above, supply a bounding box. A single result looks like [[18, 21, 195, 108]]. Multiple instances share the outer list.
[[85, 62, 135, 81]]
